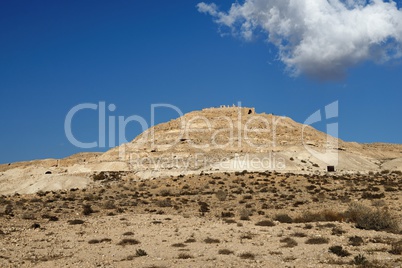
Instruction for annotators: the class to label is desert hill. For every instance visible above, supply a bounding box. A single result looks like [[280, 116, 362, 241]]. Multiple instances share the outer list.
[[101, 106, 402, 177], [0, 106, 401, 195], [0, 107, 402, 268]]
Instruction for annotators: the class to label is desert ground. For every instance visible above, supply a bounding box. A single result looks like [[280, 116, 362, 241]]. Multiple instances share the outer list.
[[0, 170, 401, 267]]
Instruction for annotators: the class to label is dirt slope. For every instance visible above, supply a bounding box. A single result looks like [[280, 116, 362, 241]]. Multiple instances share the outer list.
[[1, 106, 401, 195]]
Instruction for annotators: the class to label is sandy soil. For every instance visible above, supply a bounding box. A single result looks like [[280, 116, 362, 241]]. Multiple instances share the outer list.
[[0, 171, 401, 268]]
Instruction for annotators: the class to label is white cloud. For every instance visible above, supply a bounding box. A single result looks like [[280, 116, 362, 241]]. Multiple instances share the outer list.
[[197, 2, 219, 16], [197, 0, 402, 80]]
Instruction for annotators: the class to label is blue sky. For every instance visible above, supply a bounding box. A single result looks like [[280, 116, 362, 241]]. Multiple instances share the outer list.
[[1, 0, 402, 164]]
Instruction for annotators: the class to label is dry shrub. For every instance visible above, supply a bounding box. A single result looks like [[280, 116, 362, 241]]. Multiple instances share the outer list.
[[305, 237, 329, 244], [238, 252, 255, 259], [345, 202, 399, 233], [292, 232, 307, 237], [204, 237, 220, 244], [117, 238, 140, 246], [82, 204, 94, 215], [103, 200, 116, 210], [68, 219, 85, 225], [239, 208, 251, 221], [349, 236, 364, 246], [295, 210, 344, 223], [353, 254, 367, 265], [215, 190, 227, 201], [255, 220, 275, 227], [159, 189, 171, 197], [274, 213, 293, 223], [171, 243, 187, 248], [218, 249, 234, 255], [155, 199, 172, 207], [135, 249, 147, 257], [280, 237, 298, 248], [329, 245, 351, 257], [21, 212, 36, 220], [88, 238, 111, 244], [178, 253, 193, 259], [389, 240, 402, 255]]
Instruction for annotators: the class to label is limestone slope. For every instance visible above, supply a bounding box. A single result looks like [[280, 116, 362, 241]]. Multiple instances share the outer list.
[[100, 106, 402, 177], [1, 106, 401, 194]]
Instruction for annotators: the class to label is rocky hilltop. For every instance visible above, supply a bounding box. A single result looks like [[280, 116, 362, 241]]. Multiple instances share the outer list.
[[102, 106, 402, 176], [1, 106, 401, 194]]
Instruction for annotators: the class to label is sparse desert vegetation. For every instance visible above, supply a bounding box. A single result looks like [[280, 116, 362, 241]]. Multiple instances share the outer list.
[[0, 170, 401, 267]]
